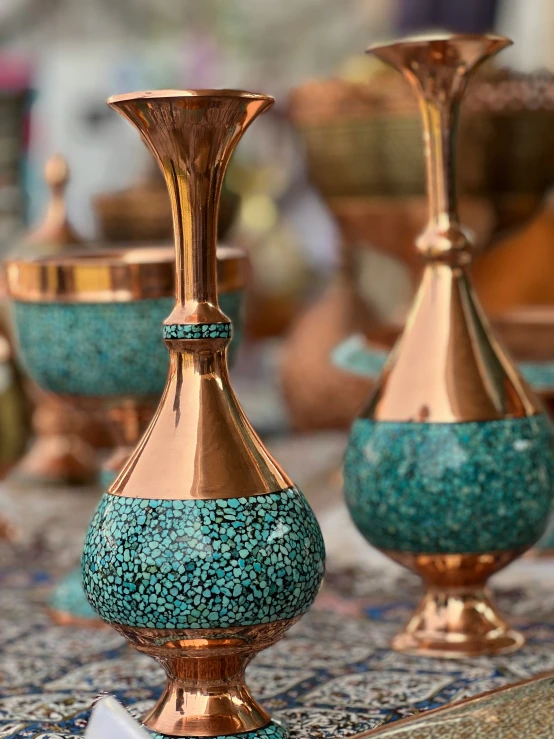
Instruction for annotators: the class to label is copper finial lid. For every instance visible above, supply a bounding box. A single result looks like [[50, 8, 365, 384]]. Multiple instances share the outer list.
[[24, 154, 82, 251]]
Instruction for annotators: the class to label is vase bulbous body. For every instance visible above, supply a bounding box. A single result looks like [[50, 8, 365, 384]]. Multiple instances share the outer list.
[[343, 35, 554, 658], [80, 90, 325, 738]]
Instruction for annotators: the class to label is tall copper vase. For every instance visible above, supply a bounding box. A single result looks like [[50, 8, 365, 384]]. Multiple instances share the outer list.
[[343, 35, 554, 658], [81, 90, 325, 738]]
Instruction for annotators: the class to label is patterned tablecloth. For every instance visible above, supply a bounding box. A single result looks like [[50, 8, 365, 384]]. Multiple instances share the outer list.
[[2, 432, 554, 739]]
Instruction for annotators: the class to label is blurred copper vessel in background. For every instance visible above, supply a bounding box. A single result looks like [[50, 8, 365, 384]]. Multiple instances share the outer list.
[[6, 154, 104, 486], [94, 161, 240, 245]]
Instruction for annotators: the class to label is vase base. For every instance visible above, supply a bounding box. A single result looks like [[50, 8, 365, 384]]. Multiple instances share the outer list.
[[147, 720, 289, 739], [392, 625, 525, 658], [391, 586, 525, 658]]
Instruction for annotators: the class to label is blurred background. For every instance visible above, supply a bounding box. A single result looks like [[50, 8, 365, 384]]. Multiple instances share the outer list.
[[1, 0, 554, 441]]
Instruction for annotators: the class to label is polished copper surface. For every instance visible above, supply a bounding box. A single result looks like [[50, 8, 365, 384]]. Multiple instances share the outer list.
[[363, 34, 541, 423], [6, 245, 247, 303], [106, 89, 291, 501], [384, 549, 526, 657], [107, 90, 270, 325], [117, 619, 295, 736]]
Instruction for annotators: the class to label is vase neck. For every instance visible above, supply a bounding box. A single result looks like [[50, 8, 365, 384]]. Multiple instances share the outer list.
[[108, 91, 273, 320], [368, 35, 512, 265]]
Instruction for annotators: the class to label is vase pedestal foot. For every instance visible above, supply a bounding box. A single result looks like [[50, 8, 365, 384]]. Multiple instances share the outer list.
[[391, 586, 525, 658], [117, 621, 296, 738]]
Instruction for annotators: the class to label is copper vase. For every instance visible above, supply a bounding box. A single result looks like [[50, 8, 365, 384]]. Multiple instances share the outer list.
[[343, 35, 554, 658], [81, 90, 325, 738]]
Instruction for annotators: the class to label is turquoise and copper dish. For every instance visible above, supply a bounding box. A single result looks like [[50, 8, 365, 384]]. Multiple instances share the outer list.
[[7, 245, 246, 402]]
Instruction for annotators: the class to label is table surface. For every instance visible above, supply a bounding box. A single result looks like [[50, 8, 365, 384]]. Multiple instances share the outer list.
[[2, 431, 554, 739]]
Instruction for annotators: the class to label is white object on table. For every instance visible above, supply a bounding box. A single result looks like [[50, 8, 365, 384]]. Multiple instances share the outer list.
[[86, 696, 149, 739]]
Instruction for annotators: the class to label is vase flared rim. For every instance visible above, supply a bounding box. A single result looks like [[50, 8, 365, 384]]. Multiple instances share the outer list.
[[366, 32, 512, 56], [107, 89, 274, 106], [5, 244, 247, 303]]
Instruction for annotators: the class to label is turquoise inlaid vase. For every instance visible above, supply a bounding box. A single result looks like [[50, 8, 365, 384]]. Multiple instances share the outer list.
[[79, 90, 325, 739], [342, 35, 554, 659]]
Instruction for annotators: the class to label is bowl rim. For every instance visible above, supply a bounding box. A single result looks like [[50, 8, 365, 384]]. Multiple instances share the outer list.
[[5, 244, 248, 303]]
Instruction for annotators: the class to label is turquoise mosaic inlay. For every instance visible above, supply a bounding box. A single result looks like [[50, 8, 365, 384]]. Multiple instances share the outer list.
[[49, 567, 98, 621], [149, 721, 288, 739], [82, 488, 325, 629], [344, 415, 554, 554], [12, 291, 243, 398], [163, 323, 232, 340]]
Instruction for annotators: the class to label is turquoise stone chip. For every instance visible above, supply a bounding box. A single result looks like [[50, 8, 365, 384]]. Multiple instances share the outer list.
[[344, 415, 554, 554], [82, 488, 325, 629], [148, 720, 288, 739], [12, 291, 242, 398]]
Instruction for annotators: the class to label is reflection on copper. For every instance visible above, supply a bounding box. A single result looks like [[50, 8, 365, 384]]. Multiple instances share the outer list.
[[118, 619, 296, 736]]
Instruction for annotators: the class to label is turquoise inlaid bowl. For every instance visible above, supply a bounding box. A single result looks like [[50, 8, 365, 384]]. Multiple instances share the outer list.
[[344, 416, 554, 554], [82, 488, 325, 630], [13, 290, 243, 399]]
